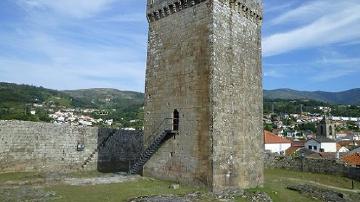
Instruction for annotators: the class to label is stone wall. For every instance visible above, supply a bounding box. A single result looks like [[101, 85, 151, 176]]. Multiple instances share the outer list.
[[0, 120, 143, 173], [210, 0, 263, 191], [144, 0, 264, 192], [144, 0, 213, 187], [264, 153, 360, 181], [97, 128, 143, 173]]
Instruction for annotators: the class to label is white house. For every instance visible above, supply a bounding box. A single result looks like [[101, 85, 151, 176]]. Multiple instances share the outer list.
[[264, 131, 292, 154], [305, 138, 337, 153], [338, 146, 350, 153]]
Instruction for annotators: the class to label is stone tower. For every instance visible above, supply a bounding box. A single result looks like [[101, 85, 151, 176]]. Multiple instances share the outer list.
[[144, 0, 263, 191], [317, 117, 336, 139]]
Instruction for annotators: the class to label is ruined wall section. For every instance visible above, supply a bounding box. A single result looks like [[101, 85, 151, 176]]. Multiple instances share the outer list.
[[0, 120, 98, 172], [97, 129, 143, 173], [144, 1, 213, 187], [0, 121, 144, 173], [210, 0, 263, 191]]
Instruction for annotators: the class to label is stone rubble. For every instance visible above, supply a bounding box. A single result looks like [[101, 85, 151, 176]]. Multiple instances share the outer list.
[[287, 184, 348, 202]]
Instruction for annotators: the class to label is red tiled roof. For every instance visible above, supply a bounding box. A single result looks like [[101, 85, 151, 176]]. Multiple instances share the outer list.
[[342, 153, 360, 166], [285, 146, 299, 156], [337, 140, 360, 147], [291, 140, 305, 147], [264, 130, 292, 144]]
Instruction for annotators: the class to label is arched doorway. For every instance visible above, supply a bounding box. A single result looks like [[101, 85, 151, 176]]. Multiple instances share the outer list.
[[320, 125, 324, 136], [173, 109, 179, 131], [329, 125, 333, 136]]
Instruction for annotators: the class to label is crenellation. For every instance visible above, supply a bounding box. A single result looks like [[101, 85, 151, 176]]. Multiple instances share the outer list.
[[146, 0, 262, 24]]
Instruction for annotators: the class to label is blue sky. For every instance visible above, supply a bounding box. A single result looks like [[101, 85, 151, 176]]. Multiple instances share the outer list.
[[0, 0, 359, 92]]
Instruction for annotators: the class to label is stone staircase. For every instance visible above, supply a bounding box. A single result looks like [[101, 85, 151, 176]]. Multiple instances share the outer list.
[[81, 130, 117, 169], [129, 129, 176, 175]]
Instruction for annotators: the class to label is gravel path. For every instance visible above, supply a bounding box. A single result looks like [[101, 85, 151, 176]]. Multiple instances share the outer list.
[[64, 174, 141, 186]]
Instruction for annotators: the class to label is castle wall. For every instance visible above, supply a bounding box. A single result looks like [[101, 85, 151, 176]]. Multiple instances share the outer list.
[[144, 1, 213, 186], [210, 0, 263, 191], [144, 0, 263, 191], [0, 120, 143, 173]]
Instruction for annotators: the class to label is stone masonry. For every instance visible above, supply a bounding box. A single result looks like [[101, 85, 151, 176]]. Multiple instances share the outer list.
[[144, 0, 264, 191], [0, 120, 143, 173]]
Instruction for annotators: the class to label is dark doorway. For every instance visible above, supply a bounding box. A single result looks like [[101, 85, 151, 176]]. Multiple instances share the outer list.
[[173, 109, 179, 131], [320, 125, 324, 136]]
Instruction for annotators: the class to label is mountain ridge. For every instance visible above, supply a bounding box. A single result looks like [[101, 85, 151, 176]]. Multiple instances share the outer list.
[[264, 88, 360, 105], [1, 82, 360, 105]]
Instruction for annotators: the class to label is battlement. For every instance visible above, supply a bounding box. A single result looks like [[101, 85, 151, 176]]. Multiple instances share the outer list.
[[146, 0, 263, 24]]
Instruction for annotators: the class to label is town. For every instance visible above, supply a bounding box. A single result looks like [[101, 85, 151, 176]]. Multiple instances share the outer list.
[[264, 108, 360, 167]]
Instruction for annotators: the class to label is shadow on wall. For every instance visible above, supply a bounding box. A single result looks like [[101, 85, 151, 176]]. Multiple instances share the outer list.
[[96, 128, 144, 173]]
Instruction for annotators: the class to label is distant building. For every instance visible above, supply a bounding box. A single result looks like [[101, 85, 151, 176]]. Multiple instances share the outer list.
[[342, 153, 360, 167], [285, 140, 305, 156], [317, 116, 336, 139], [338, 146, 350, 153], [305, 137, 337, 152], [264, 131, 292, 154]]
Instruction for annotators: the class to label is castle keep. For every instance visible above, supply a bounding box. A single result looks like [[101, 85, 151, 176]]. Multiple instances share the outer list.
[[143, 0, 264, 191]]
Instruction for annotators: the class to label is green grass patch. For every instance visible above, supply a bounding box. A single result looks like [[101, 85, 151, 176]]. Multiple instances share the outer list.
[[48, 178, 205, 202], [0, 172, 44, 183], [236, 169, 360, 202], [2, 169, 359, 202], [265, 168, 360, 190]]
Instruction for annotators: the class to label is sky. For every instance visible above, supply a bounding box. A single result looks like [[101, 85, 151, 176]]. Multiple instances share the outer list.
[[0, 0, 359, 92]]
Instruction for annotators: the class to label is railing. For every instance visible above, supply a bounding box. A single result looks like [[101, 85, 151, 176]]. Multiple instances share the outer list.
[[144, 118, 174, 148]]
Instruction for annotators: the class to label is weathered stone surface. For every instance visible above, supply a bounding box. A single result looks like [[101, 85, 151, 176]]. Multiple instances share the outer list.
[[287, 184, 347, 202], [0, 120, 143, 173], [144, 0, 264, 191]]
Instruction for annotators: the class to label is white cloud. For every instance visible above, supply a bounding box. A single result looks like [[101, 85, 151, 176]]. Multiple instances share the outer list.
[[311, 66, 360, 82], [263, 69, 284, 78], [0, 20, 147, 91], [264, 1, 295, 14], [263, 1, 360, 57], [18, 0, 116, 18], [0, 0, 148, 91], [270, 0, 340, 25]]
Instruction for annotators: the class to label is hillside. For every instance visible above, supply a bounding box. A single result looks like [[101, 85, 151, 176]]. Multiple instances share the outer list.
[[63, 88, 144, 110], [264, 88, 360, 105], [0, 83, 144, 126], [0, 82, 94, 108]]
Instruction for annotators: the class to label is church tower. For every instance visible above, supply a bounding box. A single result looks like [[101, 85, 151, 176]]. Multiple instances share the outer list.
[[317, 116, 336, 139], [143, 0, 263, 191]]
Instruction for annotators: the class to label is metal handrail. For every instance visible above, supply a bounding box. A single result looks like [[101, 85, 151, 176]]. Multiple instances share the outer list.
[[144, 117, 173, 147]]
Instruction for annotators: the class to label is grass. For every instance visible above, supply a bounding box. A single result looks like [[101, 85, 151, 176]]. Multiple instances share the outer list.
[[48, 178, 205, 202], [1, 169, 359, 202], [237, 169, 360, 202], [266, 168, 360, 190], [0, 172, 44, 183]]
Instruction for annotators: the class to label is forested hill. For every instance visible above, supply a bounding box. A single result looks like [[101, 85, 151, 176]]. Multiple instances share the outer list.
[[1, 82, 360, 110], [264, 88, 360, 105], [0, 82, 92, 108], [0, 82, 145, 123], [63, 88, 144, 110], [0, 82, 144, 109]]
